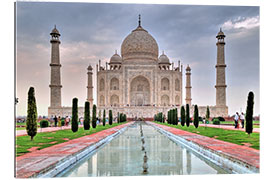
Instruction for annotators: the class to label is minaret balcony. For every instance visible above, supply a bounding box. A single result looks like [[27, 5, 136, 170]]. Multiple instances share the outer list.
[[49, 84, 62, 88], [50, 63, 61, 67], [215, 64, 226, 68]]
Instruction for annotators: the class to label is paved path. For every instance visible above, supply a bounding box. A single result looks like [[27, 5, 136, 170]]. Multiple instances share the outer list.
[[16, 122, 133, 178], [199, 123, 260, 133], [149, 122, 259, 170]]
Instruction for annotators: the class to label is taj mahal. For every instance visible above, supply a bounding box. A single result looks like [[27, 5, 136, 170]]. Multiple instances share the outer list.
[[48, 16, 228, 119]]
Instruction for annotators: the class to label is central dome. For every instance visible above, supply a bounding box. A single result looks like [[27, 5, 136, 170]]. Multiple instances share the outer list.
[[121, 24, 159, 61]]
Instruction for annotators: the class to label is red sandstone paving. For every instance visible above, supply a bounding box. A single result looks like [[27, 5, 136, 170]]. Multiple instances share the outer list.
[[16, 122, 133, 178], [150, 122, 260, 169]]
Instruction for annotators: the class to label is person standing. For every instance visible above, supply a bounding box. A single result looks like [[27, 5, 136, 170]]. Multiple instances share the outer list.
[[58, 116, 61, 128], [234, 112, 239, 128], [240, 112, 245, 128], [65, 116, 68, 126], [54, 115, 58, 127]]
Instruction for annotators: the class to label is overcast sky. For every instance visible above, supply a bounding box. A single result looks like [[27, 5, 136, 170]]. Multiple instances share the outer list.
[[16, 2, 260, 116]]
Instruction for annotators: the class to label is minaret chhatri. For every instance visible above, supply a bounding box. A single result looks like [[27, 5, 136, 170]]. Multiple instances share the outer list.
[[185, 65, 192, 106], [215, 28, 227, 107], [49, 25, 62, 108], [87, 65, 94, 108]]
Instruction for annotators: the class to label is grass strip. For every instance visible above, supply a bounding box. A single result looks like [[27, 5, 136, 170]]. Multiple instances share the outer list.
[[153, 122, 259, 150]]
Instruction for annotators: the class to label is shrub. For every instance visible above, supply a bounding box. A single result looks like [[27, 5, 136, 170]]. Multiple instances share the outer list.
[[84, 101, 90, 130], [198, 117, 203, 122], [26, 87, 38, 141], [212, 119, 220, 125], [61, 120, 65, 126], [218, 116, 225, 121], [71, 98, 79, 132], [40, 120, 49, 128], [181, 106, 185, 126], [245, 91, 254, 136]]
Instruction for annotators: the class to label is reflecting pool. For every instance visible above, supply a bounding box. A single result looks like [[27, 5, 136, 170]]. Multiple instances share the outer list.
[[60, 122, 228, 177]]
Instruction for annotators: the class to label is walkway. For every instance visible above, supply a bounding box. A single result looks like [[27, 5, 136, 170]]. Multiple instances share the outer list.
[[16, 122, 133, 178], [199, 123, 260, 133], [149, 122, 259, 171]]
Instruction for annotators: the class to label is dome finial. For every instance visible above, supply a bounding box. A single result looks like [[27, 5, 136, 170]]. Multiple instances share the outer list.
[[115, 49, 117, 54], [138, 14, 141, 27], [162, 50, 164, 55]]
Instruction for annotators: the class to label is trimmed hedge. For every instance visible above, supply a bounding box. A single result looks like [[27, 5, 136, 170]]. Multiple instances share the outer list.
[[40, 120, 49, 128], [212, 119, 220, 125], [218, 116, 225, 121]]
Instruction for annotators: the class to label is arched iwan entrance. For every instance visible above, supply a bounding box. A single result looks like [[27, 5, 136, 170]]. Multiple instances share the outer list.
[[130, 76, 150, 106]]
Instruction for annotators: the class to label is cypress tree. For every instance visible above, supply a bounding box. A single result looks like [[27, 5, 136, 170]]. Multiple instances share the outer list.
[[171, 109, 174, 125], [117, 112, 120, 123], [26, 87, 38, 141], [206, 106, 210, 122], [173, 109, 176, 124], [193, 105, 199, 128], [186, 104, 190, 127], [168, 110, 171, 124], [167, 111, 170, 124], [120, 113, 123, 123], [245, 91, 254, 136], [171, 110, 173, 124], [175, 108, 178, 125], [83, 101, 90, 130], [71, 98, 78, 132], [92, 104, 97, 128], [181, 106, 185, 126], [124, 114, 127, 122], [109, 110, 113, 125], [103, 109, 106, 126]]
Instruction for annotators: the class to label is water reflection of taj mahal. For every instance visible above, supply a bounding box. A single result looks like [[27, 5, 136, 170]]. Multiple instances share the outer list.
[[48, 16, 228, 119]]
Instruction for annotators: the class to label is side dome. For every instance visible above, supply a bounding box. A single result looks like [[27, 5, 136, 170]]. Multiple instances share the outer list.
[[158, 52, 170, 64], [110, 51, 122, 64], [121, 25, 159, 61]]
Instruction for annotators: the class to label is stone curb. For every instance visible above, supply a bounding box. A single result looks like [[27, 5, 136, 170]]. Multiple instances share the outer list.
[[148, 122, 259, 174]]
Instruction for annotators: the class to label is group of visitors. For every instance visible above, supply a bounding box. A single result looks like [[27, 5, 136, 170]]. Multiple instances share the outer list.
[[50, 116, 71, 127], [234, 112, 245, 128]]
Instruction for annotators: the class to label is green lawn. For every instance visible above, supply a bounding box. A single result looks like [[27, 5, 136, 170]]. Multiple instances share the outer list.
[[217, 120, 260, 125], [16, 127, 26, 130], [16, 122, 127, 157], [154, 122, 259, 150]]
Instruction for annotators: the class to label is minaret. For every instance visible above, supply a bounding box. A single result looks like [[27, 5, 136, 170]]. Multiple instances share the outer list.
[[185, 65, 192, 106], [215, 28, 227, 107], [87, 65, 94, 108], [49, 25, 62, 108]]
